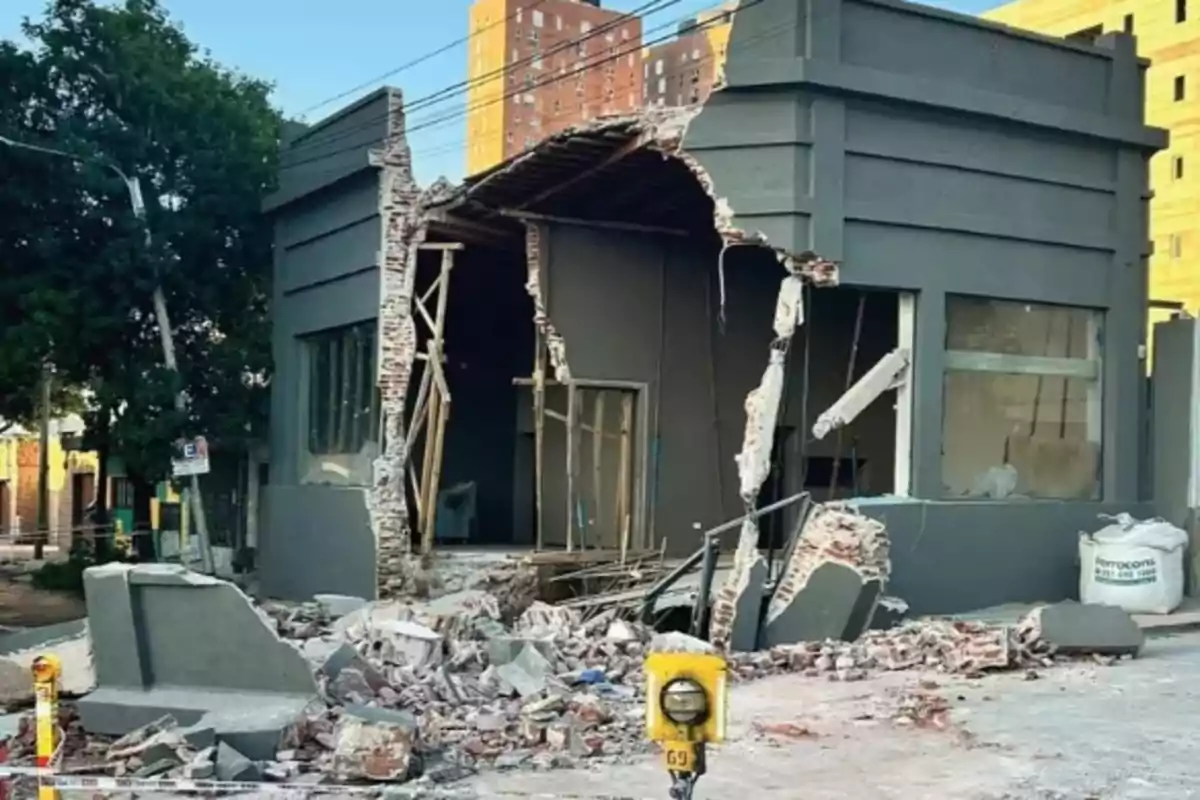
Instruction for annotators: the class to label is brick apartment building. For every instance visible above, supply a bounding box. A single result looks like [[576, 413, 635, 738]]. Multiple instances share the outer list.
[[643, 5, 734, 108], [466, 0, 644, 175]]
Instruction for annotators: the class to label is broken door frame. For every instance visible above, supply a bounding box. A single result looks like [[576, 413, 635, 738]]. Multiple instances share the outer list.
[[515, 375, 650, 559], [404, 242, 463, 555], [894, 292, 915, 497]]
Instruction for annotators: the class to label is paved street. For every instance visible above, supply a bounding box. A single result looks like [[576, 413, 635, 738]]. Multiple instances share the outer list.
[[470, 632, 1200, 800]]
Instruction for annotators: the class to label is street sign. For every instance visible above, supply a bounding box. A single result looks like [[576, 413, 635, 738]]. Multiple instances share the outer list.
[[171, 436, 210, 477]]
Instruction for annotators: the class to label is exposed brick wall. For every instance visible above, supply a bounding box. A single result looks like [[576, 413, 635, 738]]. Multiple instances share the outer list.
[[523, 222, 571, 382], [371, 91, 427, 598]]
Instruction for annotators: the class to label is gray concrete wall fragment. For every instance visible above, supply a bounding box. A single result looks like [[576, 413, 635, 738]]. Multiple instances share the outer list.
[[77, 563, 317, 755]]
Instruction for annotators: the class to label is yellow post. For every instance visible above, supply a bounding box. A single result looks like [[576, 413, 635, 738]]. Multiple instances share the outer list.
[[30, 655, 60, 800]]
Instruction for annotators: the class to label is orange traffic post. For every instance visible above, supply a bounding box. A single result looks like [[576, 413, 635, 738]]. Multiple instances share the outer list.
[[30, 655, 60, 800]]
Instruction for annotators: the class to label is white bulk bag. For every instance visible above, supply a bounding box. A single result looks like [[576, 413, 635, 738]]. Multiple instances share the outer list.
[[1079, 513, 1188, 615]]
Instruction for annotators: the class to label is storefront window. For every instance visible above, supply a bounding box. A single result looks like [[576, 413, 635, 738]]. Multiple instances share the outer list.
[[299, 321, 380, 486], [941, 297, 1102, 500]]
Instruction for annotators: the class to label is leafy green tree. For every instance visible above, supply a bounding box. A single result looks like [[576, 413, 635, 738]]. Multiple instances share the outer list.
[[0, 0, 280, 503]]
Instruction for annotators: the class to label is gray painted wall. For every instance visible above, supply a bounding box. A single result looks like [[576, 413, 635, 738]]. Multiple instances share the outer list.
[[539, 224, 894, 555], [261, 88, 393, 600], [690, 0, 1162, 505], [669, 0, 1162, 610]]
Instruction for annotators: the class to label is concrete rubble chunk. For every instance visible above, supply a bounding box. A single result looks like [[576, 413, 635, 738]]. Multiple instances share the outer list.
[[761, 504, 890, 648], [486, 637, 555, 668], [495, 642, 552, 697], [184, 746, 216, 779], [77, 563, 317, 762], [763, 562, 881, 648], [333, 704, 419, 782], [320, 643, 390, 699], [1018, 601, 1144, 657], [314, 594, 369, 617], [367, 619, 442, 668], [215, 741, 261, 782]]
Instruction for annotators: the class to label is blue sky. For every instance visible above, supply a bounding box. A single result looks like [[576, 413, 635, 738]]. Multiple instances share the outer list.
[[3, 0, 1001, 183]]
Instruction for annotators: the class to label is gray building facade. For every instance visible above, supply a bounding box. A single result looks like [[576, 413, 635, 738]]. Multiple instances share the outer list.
[[262, 0, 1165, 614]]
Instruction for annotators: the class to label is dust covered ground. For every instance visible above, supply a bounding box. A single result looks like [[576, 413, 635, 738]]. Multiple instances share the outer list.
[[467, 632, 1200, 800]]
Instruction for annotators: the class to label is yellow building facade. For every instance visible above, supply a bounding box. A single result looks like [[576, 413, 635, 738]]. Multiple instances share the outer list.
[[466, 0, 510, 176], [984, 0, 1199, 325]]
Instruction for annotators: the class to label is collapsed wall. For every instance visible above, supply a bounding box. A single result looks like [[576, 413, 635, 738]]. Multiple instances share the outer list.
[[371, 103, 839, 599], [370, 92, 431, 597]]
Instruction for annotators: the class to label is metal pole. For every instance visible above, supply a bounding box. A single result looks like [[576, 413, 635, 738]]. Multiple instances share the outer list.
[[34, 364, 51, 561], [0, 137, 215, 573], [123, 176, 214, 575]]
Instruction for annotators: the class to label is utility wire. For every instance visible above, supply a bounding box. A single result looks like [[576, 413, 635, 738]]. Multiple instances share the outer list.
[[280, 0, 769, 174], [296, 0, 555, 117], [285, 0, 680, 157]]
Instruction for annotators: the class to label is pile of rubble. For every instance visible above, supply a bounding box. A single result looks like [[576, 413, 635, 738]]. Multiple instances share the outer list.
[[731, 600, 1144, 683], [254, 593, 657, 785]]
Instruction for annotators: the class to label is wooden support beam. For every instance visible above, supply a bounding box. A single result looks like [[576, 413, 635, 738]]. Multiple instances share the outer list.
[[417, 242, 466, 251], [404, 362, 433, 455], [499, 209, 688, 238], [515, 138, 643, 210], [513, 377, 646, 391], [591, 391, 606, 548], [533, 332, 547, 551], [566, 381, 580, 553], [616, 392, 633, 565]]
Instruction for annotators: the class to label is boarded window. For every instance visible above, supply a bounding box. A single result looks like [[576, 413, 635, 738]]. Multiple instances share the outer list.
[[304, 321, 380, 456], [941, 297, 1103, 501]]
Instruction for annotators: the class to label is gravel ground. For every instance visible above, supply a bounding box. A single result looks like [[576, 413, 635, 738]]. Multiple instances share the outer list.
[[466, 631, 1200, 800]]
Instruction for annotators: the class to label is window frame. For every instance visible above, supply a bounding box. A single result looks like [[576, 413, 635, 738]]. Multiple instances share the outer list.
[[940, 296, 1105, 501], [302, 320, 381, 459]]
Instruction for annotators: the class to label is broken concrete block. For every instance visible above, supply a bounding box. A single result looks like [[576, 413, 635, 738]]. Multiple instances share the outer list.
[[194, 704, 307, 762], [516, 602, 579, 639], [367, 619, 442, 668], [135, 757, 181, 777], [759, 504, 890, 648], [179, 722, 216, 750], [333, 704, 418, 782], [314, 594, 369, 617], [107, 715, 179, 761], [184, 746, 216, 779], [605, 619, 638, 642], [77, 563, 317, 745], [495, 642, 552, 697], [486, 637, 555, 667], [1022, 601, 1144, 657], [763, 562, 882, 647], [320, 643, 389, 697], [215, 741, 260, 782], [729, 555, 767, 651]]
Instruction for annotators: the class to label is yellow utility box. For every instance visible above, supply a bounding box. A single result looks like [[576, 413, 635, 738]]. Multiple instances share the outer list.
[[644, 651, 728, 797]]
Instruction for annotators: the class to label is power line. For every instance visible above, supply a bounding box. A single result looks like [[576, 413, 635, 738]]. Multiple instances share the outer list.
[[285, 0, 679, 158], [296, 0, 555, 117], [281, 0, 762, 174]]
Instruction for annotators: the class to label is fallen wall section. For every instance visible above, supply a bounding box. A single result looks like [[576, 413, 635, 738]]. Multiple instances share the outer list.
[[78, 563, 317, 759]]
